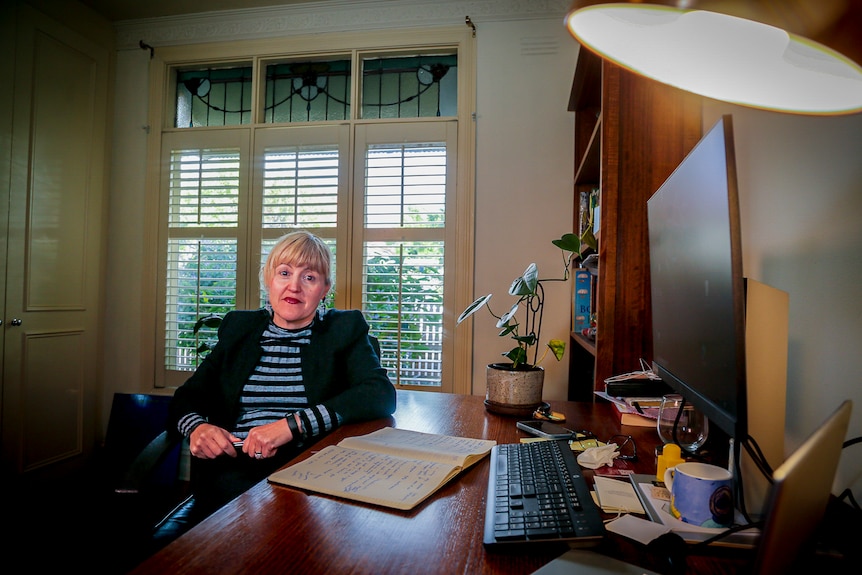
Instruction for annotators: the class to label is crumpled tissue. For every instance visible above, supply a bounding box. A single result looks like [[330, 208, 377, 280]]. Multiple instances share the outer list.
[[576, 443, 619, 469]]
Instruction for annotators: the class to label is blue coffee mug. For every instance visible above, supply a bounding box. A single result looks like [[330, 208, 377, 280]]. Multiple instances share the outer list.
[[664, 462, 733, 527]]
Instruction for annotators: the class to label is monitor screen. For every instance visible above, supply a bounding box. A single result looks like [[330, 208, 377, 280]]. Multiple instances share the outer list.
[[647, 115, 747, 442]]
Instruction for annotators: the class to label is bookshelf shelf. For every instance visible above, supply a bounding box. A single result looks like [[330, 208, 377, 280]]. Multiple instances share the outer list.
[[571, 332, 596, 356]]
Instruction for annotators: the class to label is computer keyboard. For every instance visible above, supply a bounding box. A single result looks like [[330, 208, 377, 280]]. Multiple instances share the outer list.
[[483, 439, 605, 546]]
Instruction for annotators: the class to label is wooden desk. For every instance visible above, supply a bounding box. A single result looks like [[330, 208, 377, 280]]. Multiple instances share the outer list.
[[130, 390, 746, 575]]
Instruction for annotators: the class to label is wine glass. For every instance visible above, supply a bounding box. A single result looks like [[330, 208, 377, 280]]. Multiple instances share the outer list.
[[657, 394, 709, 452]]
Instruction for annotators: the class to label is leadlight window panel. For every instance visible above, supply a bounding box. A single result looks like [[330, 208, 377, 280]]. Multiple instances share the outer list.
[[264, 60, 351, 123], [262, 146, 339, 228], [362, 241, 444, 387], [259, 236, 337, 309], [168, 149, 240, 227], [365, 143, 446, 228], [175, 67, 253, 128], [165, 238, 238, 371], [361, 54, 457, 119]]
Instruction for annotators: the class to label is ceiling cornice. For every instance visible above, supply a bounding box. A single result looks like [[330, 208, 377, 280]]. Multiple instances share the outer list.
[[116, 0, 571, 51]]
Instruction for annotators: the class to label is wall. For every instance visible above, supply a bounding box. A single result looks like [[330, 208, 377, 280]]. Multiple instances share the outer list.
[[472, 19, 576, 400], [105, 47, 153, 400], [702, 102, 862, 501]]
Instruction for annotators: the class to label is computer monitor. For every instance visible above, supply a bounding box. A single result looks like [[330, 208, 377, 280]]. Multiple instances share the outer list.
[[647, 114, 747, 446]]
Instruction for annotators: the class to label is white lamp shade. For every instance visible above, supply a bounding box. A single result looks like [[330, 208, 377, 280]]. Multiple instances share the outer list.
[[566, 3, 862, 115]]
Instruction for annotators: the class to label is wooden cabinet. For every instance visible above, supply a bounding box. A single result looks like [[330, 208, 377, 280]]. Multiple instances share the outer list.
[[568, 48, 702, 401]]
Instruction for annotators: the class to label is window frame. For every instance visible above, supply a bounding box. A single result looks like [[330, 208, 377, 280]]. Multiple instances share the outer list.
[[143, 26, 475, 394]]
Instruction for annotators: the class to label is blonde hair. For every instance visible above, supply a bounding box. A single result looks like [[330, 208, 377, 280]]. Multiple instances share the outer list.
[[260, 231, 332, 291]]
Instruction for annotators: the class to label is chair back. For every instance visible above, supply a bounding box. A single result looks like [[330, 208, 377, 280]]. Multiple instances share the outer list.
[[103, 393, 181, 491]]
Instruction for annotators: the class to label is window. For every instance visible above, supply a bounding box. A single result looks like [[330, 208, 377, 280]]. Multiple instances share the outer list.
[[359, 135, 451, 387], [176, 66, 253, 127], [151, 29, 474, 393], [361, 54, 457, 119], [264, 59, 351, 122]]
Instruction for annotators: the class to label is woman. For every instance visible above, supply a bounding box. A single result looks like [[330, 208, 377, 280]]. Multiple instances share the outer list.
[[160, 230, 396, 540]]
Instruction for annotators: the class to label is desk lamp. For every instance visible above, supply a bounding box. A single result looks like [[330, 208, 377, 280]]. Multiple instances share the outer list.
[[566, 2, 862, 115]]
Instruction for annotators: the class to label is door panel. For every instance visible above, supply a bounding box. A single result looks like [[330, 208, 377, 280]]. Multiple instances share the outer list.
[[27, 31, 94, 310], [21, 331, 85, 470]]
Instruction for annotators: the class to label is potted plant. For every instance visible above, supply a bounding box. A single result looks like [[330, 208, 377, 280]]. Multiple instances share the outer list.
[[457, 233, 583, 415]]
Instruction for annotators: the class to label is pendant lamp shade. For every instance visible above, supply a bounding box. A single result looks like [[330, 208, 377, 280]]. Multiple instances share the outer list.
[[566, 3, 862, 115]]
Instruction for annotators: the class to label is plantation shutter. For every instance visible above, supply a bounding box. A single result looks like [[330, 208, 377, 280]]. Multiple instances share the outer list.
[[158, 130, 250, 387], [355, 122, 457, 389]]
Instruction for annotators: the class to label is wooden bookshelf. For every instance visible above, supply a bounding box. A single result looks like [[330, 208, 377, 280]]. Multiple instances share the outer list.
[[568, 48, 702, 401]]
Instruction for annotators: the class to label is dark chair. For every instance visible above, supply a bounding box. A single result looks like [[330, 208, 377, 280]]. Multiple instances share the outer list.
[[99, 394, 188, 568], [104, 394, 184, 496]]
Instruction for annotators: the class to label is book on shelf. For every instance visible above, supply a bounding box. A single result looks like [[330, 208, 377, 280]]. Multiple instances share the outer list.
[[573, 268, 592, 332], [268, 427, 496, 511], [578, 190, 591, 236]]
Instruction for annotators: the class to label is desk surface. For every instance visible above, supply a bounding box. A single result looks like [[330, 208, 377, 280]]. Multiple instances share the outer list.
[[130, 390, 747, 575]]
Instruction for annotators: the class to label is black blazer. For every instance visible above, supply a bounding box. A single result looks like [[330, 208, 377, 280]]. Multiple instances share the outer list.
[[167, 308, 396, 438]]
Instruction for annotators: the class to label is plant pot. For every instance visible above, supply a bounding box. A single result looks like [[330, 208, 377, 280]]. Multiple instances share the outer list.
[[484, 362, 544, 417]]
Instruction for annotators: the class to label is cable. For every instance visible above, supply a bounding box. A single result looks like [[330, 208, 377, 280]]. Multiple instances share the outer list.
[[691, 520, 764, 548], [842, 436, 862, 449], [836, 436, 862, 512], [732, 434, 776, 523], [836, 488, 860, 513], [741, 435, 774, 480]]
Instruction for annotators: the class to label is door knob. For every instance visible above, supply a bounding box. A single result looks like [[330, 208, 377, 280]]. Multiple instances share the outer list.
[[10, 318, 22, 326]]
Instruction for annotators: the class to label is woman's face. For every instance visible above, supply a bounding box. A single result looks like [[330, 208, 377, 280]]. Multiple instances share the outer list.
[[268, 262, 330, 329]]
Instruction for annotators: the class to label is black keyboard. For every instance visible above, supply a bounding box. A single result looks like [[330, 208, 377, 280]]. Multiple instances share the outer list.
[[483, 440, 605, 546]]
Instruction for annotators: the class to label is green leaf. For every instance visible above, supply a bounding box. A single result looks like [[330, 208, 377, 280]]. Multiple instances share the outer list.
[[514, 333, 536, 346], [508, 263, 538, 296], [497, 303, 519, 326], [457, 294, 492, 324], [552, 233, 580, 253], [497, 324, 516, 337], [504, 346, 527, 368], [580, 226, 598, 252], [548, 338, 566, 361]]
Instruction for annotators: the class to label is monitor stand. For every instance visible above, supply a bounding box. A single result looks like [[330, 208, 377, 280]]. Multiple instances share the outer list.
[[736, 278, 790, 521]]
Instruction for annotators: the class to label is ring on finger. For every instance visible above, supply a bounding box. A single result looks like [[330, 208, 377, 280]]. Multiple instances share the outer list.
[[254, 451, 263, 459]]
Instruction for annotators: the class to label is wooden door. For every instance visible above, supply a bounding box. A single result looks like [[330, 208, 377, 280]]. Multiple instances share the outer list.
[[1, 2, 111, 480]]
